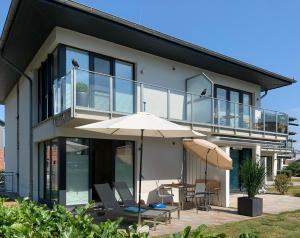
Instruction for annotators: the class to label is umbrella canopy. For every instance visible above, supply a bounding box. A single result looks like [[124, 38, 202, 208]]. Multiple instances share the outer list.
[[183, 139, 232, 170], [77, 112, 204, 223], [77, 112, 204, 138]]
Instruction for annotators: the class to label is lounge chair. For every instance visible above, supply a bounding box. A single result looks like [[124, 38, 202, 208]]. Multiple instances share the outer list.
[[94, 183, 167, 230], [114, 181, 180, 223]]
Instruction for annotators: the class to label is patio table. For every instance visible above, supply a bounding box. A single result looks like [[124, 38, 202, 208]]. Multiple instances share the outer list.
[[162, 183, 195, 210]]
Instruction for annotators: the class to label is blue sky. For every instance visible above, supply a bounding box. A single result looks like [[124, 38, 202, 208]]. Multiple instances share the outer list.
[[0, 0, 299, 148]]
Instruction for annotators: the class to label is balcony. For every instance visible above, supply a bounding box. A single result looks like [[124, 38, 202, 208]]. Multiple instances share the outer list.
[[53, 68, 289, 137]]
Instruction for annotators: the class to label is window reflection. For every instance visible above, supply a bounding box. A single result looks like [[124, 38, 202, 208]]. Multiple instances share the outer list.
[[66, 138, 89, 206]]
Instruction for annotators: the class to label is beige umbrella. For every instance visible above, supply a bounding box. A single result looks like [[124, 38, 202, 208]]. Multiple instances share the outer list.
[[183, 139, 232, 192], [77, 112, 204, 223], [183, 139, 232, 170]]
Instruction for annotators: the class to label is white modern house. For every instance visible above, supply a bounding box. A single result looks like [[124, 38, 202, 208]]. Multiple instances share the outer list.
[[0, 0, 295, 208]]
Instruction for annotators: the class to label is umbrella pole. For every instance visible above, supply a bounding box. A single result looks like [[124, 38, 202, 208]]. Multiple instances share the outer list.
[[205, 149, 210, 211], [205, 149, 210, 191], [138, 129, 144, 224]]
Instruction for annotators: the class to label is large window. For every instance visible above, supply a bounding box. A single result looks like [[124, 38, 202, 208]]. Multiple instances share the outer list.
[[66, 138, 90, 206]]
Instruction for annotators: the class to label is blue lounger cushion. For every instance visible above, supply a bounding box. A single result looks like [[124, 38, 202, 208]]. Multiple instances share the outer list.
[[149, 203, 166, 209], [124, 207, 146, 213]]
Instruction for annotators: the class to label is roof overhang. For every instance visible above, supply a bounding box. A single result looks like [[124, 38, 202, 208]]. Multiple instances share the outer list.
[[0, 0, 296, 103]]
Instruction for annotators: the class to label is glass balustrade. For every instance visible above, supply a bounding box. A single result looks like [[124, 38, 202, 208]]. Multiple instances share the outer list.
[[53, 68, 289, 135]]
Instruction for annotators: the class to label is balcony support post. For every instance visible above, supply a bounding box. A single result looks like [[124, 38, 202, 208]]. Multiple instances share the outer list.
[[109, 76, 113, 118], [234, 103, 237, 133], [71, 67, 76, 118], [275, 112, 278, 135], [263, 110, 266, 136], [167, 89, 170, 120], [191, 94, 194, 129], [140, 83, 144, 112]]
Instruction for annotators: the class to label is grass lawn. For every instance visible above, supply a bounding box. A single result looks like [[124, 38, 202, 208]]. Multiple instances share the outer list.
[[204, 210, 300, 238], [292, 177, 300, 183], [154, 210, 300, 238]]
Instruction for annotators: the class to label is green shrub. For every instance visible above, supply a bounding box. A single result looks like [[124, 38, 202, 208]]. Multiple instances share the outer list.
[[274, 174, 291, 195], [277, 169, 292, 178], [285, 162, 300, 176], [0, 197, 149, 237], [169, 224, 226, 238], [240, 160, 266, 198]]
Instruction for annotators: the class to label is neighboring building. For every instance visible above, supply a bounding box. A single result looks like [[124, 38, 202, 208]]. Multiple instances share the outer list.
[[0, 120, 4, 171], [0, 0, 295, 207]]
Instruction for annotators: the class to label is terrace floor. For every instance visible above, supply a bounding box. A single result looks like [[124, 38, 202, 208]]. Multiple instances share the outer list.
[[150, 193, 300, 237]]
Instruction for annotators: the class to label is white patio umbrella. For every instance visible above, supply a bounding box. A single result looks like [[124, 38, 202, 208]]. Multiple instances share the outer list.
[[76, 112, 204, 223]]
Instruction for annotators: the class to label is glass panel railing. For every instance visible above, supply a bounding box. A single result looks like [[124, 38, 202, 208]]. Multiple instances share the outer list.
[[252, 107, 264, 131], [277, 112, 288, 134], [114, 77, 135, 114], [143, 84, 168, 118], [264, 110, 276, 132], [53, 72, 71, 115], [214, 99, 231, 127], [54, 68, 289, 135], [239, 103, 251, 129], [88, 70, 110, 111], [169, 90, 187, 121], [74, 69, 135, 114], [192, 95, 213, 124]]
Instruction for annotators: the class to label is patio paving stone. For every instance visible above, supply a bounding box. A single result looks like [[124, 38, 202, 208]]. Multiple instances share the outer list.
[[151, 194, 300, 237]]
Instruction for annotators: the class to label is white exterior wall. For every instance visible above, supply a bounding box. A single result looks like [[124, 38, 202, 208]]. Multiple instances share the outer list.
[[4, 85, 18, 192], [4, 76, 31, 197]]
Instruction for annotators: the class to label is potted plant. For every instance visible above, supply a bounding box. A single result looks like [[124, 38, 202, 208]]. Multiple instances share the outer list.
[[238, 159, 266, 217], [76, 82, 89, 107]]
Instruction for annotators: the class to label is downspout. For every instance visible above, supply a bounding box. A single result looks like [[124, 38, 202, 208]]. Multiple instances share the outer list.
[[16, 82, 19, 194], [260, 90, 268, 99], [0, 52, 33, 199]]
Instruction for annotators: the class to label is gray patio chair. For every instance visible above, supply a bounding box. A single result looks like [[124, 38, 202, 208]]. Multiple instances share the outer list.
[[114, 181, 180, 223], [94, 183, 167, 230], [194, 182, 206, 212], [155, 181, 174, 206]]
